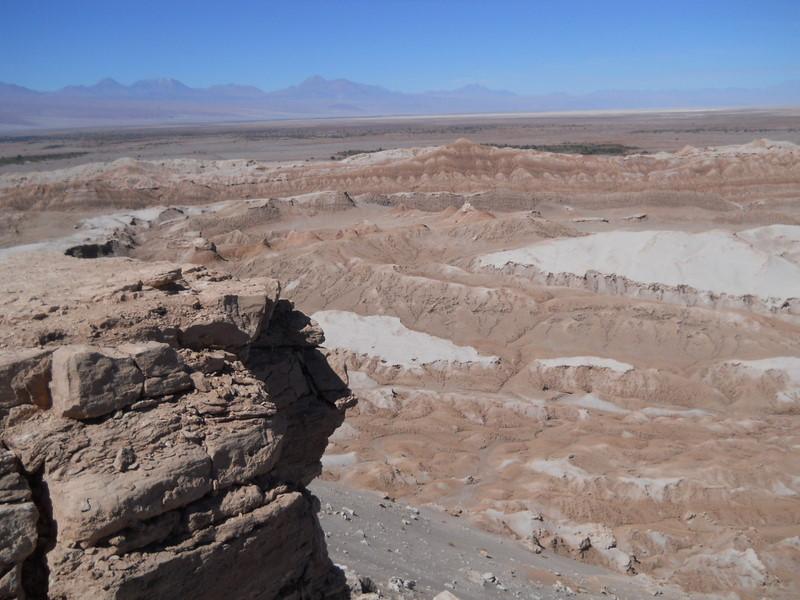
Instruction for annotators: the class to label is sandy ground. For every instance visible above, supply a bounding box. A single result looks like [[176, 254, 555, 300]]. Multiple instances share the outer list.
[[1, 115, 799, 599]]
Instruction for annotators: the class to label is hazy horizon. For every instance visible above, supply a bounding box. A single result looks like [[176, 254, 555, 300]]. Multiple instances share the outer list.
[[3, 0, 798, 94], [5, 73, 800, 98]]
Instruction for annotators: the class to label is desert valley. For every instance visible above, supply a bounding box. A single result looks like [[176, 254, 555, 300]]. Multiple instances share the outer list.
[[1, 109, 799, 599]]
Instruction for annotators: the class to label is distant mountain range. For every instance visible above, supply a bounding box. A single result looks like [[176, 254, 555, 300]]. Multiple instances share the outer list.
[[1, 75, 799, 131]]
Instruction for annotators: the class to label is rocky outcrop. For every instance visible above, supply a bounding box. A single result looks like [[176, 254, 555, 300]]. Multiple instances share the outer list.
[[0, 269, 355, 599]]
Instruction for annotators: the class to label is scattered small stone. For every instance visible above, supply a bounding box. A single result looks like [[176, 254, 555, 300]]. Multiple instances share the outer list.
[[529, 534, 545, 554], [113, 447, 137, 472], [481, 572, 506, 590], [190, 371, 211, 392], [552, 580, 576, 595], [130, 399, 159, 411], [578, 536, 592, 555], [388, 577, 416, 592]]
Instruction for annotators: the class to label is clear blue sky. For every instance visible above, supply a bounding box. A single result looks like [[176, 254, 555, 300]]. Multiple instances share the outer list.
[[2, 0, 798, 93]]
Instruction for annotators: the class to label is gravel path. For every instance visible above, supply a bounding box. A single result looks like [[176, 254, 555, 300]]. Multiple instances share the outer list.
[[311, 481, 686, 600]]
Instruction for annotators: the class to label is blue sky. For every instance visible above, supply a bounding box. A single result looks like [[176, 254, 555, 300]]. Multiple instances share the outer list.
[[2, 0, 798, 93]]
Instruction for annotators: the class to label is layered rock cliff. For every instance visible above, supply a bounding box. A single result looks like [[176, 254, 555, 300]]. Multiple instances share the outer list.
[[0, 265, 355, 599]]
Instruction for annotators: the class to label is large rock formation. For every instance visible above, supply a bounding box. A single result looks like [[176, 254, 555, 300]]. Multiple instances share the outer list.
[[0, 265, 355, 599]]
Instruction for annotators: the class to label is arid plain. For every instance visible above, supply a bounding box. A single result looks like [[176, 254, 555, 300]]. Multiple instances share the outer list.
[[2, 109, 799, 599]]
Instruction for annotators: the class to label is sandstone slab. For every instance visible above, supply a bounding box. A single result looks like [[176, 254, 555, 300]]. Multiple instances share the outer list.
[[50, 345, 143, 419], [118, 341, 192, 397]]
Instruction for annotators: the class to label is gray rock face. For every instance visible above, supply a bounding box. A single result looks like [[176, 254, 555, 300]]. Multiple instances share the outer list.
[[0, 272, 355, 599]]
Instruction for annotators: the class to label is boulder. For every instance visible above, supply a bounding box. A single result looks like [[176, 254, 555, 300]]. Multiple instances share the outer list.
[[0, 348, 52, 413], [301, 348, 350, 398], [50, 345, 143, 419], [64, 239, 121, 259], [48, 342, 194, 419], [192, 237, 217, 252], [118, 341, 192, 397], [181, 279, 281, 352], [142, 267, 183, 290], [50, 492, 337, 600]]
